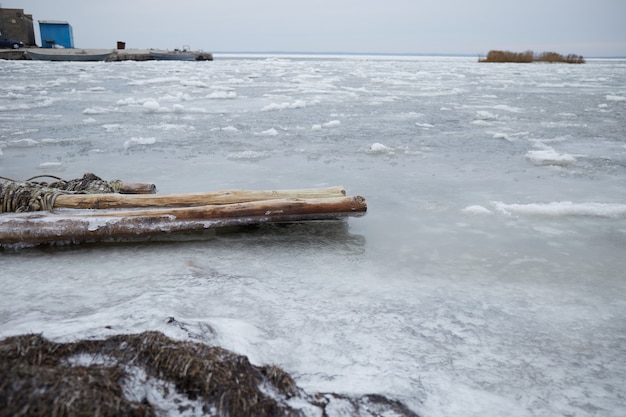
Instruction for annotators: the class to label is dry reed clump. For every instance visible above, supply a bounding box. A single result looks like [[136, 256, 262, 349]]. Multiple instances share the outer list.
[[1, 331, 420, 417], [479, 50, 585, 63]]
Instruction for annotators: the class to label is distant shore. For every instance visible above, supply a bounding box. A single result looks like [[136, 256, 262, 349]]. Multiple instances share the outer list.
[[479, 50, 585, 63], [2, 48, 625, 61]]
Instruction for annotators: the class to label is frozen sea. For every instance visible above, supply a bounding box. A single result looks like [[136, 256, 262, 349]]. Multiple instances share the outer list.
[[1, 54, 626, 417]]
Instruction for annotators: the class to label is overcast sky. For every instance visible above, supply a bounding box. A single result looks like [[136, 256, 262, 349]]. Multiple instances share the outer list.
[[4, 0, 626, 56]]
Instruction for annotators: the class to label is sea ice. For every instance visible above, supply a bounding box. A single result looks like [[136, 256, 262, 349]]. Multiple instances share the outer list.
[[1, 54, 625, 417], [123, 137, 157, 150], [143, 100, 161, 112], [207, 91, 237, 99], [262, 100, 306, 111], [368, 143, 393, 153], [323, 120, 341, 127], [525, 148, 576, 166]]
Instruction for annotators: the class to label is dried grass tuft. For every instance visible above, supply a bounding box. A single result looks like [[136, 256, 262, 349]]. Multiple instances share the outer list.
[[1, 331, 419, 417]]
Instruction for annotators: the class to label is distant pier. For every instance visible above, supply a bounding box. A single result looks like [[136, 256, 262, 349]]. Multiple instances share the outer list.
[[0, 47, 213, 61]]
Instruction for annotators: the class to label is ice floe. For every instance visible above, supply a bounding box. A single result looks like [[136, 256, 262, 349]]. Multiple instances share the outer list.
[[262, 99, 306, 111], [492, 201, 626, 218], [123, 137, 157, 150], [525, 148, 576, 166]]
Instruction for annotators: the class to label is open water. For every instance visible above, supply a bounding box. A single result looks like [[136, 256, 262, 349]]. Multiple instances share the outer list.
[[1, 54, 625, 417]]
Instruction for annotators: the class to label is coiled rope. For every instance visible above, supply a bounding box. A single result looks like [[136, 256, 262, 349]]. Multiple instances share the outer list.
[[0, 173, 122, 213]]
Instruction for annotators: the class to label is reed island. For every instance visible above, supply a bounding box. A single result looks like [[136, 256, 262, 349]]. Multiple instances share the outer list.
[[480, 50, 586, 63]]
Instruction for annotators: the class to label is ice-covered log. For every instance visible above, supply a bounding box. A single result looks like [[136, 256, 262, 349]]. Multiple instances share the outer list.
[[0, 196, 366, 246]]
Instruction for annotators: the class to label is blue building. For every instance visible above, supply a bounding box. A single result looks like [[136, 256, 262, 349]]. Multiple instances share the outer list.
[[38, 20, 74, 48]]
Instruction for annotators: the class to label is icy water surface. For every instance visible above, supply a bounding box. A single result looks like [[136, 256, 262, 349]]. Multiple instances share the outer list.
[[1, 55, 626, 417]]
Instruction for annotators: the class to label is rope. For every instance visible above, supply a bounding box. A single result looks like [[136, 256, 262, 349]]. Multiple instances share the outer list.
[[46, 173, 119, 194], [25, 175, 64, 182], [0, 173, 122, 213], [0, 181, 64, 213]]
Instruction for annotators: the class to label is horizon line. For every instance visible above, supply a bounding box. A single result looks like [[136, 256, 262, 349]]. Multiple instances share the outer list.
[[211, 50, 626, 59]]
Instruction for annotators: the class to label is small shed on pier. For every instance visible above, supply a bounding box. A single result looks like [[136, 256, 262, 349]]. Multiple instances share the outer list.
[[39, 20, 74, 48]]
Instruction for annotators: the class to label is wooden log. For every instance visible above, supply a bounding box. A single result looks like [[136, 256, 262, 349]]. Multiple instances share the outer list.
[[0, 196, 366, 246], [53, 186, 347, 209], [117, 182, 157, 194], [65, 196, 365, 220]]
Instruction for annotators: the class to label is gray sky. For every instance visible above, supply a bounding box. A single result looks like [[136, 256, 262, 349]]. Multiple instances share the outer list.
[[4, 0, 626, 56]]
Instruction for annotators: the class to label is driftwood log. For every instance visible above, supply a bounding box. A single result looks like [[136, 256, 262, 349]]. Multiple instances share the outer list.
[[0, 181, 366, 247], [54, 186, 347, 209], [115, 182, 157, 194], [0, 194, 366, 246]]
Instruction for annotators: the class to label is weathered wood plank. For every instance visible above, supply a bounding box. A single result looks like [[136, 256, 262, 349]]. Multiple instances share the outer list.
[[54, 187, 347, 209]]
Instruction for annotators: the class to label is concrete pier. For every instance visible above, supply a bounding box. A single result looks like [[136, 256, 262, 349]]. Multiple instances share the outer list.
[[0, 47, 213, 61]]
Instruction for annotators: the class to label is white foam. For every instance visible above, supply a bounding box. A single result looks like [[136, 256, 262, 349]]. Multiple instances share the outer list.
[[102, 124, 122, 132], [475, 110, 498, 120], [40, 138, 80, 145], [181, 80, 210, 88], [3, 91, 28, 99], [462, 205, 493, 215], [470, 120, 493, 126], [83, 106, 115, 115], [227, 150, 269, 160], [525, 148, 576, 166], [128, 77, 180, 86], [123, 137, 157, 150], [207, 91, 237, 99], [123, 366, 207, 417], [207, 318, 268, 364], [257, 128, 279, 136], [492, 104, 523, 113], [11, 128, 39, 136], [262, 100, 306, 111], [152, 123, 193, 131], [143, 100, 161, 112], [154, 104, 207, 114], [491, 132, 513, 141], [211, 126, 239, 132], [606, 95, 626, 101], [225, 77, 247, 84], [368, 143, 393, 154], [117, 97, 140, 105], [323, 120, 341, 128], [38, 162, 63, 170], [66, 353, 117, 367], [6, 138, 39, 147], [492, 201, 626, 218], [160, 92, 191, 102]]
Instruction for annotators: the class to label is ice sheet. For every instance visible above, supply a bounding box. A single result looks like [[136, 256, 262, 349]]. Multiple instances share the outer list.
[[1, 55, 626, 417]]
